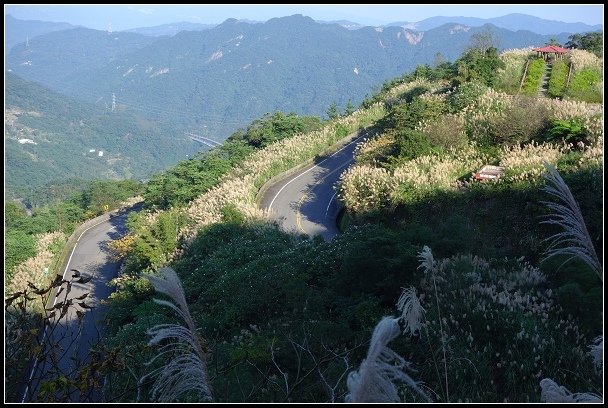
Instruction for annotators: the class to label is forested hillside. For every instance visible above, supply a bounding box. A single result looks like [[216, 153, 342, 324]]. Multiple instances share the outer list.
[[7, 15, 572, 140], [5, 72, 199, 202], [5, 19, 603, 404]]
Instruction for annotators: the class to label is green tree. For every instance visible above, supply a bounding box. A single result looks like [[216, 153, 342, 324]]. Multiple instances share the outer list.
[[432, 52, 446, 67], [5, 201, 28, 229], [565, 32, 603, 56], [545, 37, 562, 46], [345, 99, 355, 116], [326, 102, 340, 120], [455, 47, 505, 87]]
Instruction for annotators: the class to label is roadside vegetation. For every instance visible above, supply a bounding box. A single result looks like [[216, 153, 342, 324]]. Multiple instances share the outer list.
[[6, 38, 602, 403]]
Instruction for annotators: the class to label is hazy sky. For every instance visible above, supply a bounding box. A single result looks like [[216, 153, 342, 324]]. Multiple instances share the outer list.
[[4, 4, 604, 31]]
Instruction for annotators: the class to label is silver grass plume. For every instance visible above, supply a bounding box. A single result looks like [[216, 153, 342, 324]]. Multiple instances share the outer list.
[[539, 378, 602, 403], [588, 335, 603, 372], [418, 245, 436, 274], [540, 163, 602, 281], [396, 287, 426, 336], [345, 316, 431, 403], [141, 267, 212, 402], [418, 245, 449, 402]]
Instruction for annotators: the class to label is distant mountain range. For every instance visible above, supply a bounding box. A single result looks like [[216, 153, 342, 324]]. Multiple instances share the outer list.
[[123, 21, 217, 37], [5, 12, 601, 51], [4, 13, 600, 199], [5, 14, 78, 52], [7, 15, 572, 137], [388, 13, 602, 35]]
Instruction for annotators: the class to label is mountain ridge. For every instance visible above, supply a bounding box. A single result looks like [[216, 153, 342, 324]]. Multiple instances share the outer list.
[[7, 15, 572, 142]]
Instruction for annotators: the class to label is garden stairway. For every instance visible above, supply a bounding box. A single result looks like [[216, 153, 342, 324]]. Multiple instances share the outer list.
[[538, 61, 552, 97]]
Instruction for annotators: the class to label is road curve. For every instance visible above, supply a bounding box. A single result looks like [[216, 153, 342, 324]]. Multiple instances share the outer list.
[[260, 129, 369, 241], [21, 205, 140, 402]]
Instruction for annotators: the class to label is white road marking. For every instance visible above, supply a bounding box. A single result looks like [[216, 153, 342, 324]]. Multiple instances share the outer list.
[[22, 216, 111, 402], [325, 192, 338, 217], [268, 131, 366, 211]]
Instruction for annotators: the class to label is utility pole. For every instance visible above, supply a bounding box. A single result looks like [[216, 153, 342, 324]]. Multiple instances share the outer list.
[[111, 93, 116, 112]]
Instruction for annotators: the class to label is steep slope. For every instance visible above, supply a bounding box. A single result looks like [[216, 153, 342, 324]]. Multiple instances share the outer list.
[[5, 73, 199, 200]]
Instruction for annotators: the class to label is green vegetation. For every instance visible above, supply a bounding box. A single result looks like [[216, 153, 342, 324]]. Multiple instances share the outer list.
[[547, 59, 569, 98], [520, 58, 546, 95], [7, 43, 602, 403], [143, 111, 322, 210], [455, 47, 505, 87], [143, 144, 250, 211], [545, 118, 592, 145], [4, 179, 143, 284], [4, 229, 37, 283], [230, 111, 323, 149], [5, 72, 198, 202], [565, 31, 603, 57], [565, 67, 603, 103]]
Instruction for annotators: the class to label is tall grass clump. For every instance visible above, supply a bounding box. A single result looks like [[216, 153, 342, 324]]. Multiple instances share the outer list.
[[496, 47, 534, 94], [345, 316, 431, 403], [537, 163, 603, 403], [6, 231, 66, 310], [401, 247, 600, 402], [569, 49, 602, 72]]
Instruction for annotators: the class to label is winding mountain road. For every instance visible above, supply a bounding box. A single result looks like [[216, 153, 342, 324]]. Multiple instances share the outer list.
[[20, 205, 141, 402], [260, 129, 369, 241]]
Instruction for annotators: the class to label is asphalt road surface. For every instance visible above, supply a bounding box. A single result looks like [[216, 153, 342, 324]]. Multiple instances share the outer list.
[[260, 129, 369, 241], [20, 206, 139, 402]]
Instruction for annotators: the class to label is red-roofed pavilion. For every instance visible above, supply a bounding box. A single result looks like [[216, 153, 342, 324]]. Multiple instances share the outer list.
[[532, 45, 570, 60]]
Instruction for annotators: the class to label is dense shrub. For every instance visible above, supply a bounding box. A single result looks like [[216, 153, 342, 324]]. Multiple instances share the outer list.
[[455, 47, 506, 87], [392, 129, 435, 162], [420, 114, 468, 151], [545, 118, 590, 145], [488, 96, 551, 145], [4, 230, 37, 283], [447, 81, 489, 113]]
